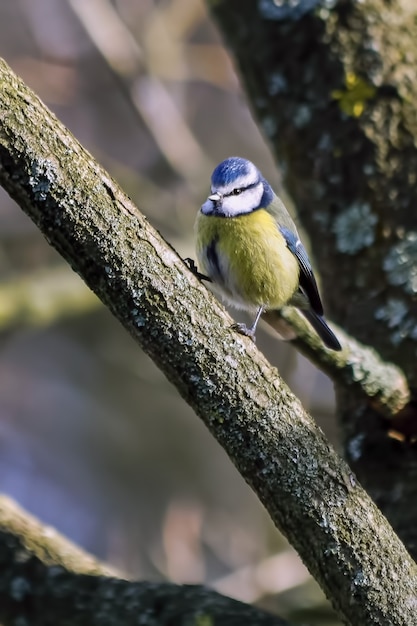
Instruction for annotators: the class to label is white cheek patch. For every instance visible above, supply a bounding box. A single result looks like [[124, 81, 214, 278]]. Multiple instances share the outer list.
[[221, 183, 264, 216]]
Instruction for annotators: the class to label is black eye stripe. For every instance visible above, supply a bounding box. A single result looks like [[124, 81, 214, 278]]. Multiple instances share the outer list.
[[224, 181, 258, 197], [224, 189, 240, 198]]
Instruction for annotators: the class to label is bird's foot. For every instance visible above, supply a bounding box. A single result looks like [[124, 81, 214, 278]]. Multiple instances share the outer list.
[[231, 322, 257, 343], [184, 258, 212, 282]]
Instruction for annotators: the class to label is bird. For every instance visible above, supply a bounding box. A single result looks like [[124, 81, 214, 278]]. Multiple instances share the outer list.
[[194, 156, 341, 351]]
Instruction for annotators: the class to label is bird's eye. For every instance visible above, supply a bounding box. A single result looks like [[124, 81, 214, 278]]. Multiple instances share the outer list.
[[232, 188, 242, 196]]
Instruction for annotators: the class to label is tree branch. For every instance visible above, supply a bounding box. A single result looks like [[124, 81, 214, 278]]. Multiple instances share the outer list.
[[265, 308, 410, 419], [0, 266, 99, 328], [0, 57, 416, 625], [0, 496, 294, 626]]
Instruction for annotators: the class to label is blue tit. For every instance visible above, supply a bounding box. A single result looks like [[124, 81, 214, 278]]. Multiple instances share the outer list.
[[195, 156, 341, 351]]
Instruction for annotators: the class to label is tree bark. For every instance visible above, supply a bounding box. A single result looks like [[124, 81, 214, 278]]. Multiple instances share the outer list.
[[208, 0, 417, 558], [0, 57, 417, 625]]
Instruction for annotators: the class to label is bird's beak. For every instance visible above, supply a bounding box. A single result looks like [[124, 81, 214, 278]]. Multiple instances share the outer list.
[[208, 192, 222, 203], [201, 191, 223, 215]]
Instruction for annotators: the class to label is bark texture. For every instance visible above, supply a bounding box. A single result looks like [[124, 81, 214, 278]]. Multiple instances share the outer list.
[[208, 0, 417, 558]]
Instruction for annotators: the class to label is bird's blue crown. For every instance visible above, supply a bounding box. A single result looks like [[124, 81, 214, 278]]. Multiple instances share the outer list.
[[211, 157, 259, 187]]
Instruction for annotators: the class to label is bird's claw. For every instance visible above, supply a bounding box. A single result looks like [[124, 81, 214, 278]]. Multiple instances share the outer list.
[[184, 258, 212, 282], [231, 322, 257, 343]]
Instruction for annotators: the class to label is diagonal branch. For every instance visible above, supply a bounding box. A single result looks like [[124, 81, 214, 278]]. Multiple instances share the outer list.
[[0, 58, 416, 626]]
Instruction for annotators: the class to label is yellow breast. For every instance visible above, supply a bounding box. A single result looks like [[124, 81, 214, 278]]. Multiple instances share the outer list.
[[195, 209, 299, 310]]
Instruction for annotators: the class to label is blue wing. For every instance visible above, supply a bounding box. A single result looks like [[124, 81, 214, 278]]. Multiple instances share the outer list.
[[279, 227, 323, 316]]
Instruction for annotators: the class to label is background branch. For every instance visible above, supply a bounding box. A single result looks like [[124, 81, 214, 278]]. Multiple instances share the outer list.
[[0, 496, 294, 626], [209, 0, 417, 557], [0, 266, 99, 328], [265, 308, 410, 419]]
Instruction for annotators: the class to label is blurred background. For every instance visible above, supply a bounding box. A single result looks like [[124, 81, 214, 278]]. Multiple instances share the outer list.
[[0, 1, 340, 623]]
